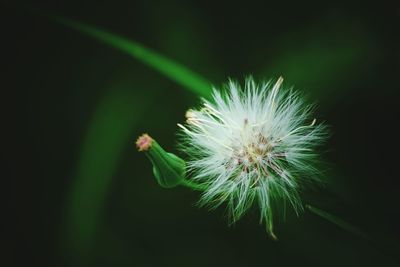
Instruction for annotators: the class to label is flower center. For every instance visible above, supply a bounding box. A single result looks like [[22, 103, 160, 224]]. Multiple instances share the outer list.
[[226, 119, 287, 186], [232, 132, 272, 171]]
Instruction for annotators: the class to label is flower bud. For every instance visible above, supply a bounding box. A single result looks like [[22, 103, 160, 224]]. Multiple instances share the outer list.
[[136, 134, 186, 188]]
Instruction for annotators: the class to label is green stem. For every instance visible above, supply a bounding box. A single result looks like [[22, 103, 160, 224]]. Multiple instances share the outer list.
[[306, 204, 369, 240], [306, 204, 400, 263]]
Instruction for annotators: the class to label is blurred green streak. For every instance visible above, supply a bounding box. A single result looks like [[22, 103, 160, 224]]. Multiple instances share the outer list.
[[306, 205, 369, 240], [307, 205, 400, 262], [52, 16, 213, 99], [67, 87, 149, 257], [261, 30, 369, 102], [20, 4, 214, 98]]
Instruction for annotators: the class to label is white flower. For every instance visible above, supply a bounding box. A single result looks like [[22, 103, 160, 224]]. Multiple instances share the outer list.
[[178, 77, 327, 237]]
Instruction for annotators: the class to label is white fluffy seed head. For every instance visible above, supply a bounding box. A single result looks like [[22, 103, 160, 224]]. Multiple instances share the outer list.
[[178, 77, 327, 236]]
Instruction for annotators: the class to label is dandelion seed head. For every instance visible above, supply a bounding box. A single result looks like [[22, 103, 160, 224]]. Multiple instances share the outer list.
[[178, 77, 327, 236]]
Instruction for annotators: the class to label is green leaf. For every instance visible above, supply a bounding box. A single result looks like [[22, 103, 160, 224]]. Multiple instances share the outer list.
[[66, 86, 152, 257], [12, 4, 213, 98], [18, 7, 214, 257], [51, 16, 213, 99], [260, 26, 372, 104]]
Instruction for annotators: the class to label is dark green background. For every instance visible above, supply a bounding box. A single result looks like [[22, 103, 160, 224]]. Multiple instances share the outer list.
[[4, 1, 399, 266]]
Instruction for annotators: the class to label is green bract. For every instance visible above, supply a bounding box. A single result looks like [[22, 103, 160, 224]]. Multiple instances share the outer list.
[[137, 134, 186, 188]]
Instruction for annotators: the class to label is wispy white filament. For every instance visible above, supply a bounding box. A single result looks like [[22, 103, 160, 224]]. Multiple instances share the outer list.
[[178, 77, 327, 236]]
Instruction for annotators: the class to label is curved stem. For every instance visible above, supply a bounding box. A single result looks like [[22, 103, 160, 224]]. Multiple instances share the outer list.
[[306, 204, 368, 240], [306, 204, 400, 263]]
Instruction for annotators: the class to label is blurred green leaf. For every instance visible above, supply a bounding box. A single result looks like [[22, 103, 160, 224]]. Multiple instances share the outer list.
[[261, 27, 372, 103], [52, 16, 213, 99], [66, 86, 152, 257]]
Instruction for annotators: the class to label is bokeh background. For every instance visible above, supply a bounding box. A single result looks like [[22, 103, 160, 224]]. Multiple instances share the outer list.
[[3, 0, 399, 266]]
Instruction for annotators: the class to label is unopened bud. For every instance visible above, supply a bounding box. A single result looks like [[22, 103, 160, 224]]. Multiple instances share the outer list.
[[136, 134, 186, 188]]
